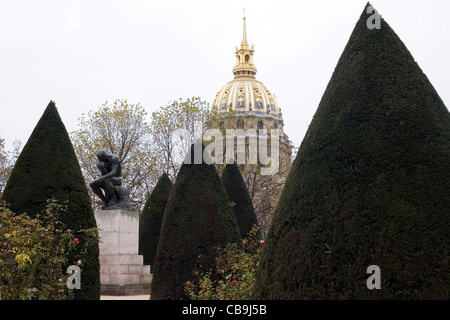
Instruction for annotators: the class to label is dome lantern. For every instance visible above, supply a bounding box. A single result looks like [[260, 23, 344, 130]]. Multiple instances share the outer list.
[[233, 15, 256, 79]]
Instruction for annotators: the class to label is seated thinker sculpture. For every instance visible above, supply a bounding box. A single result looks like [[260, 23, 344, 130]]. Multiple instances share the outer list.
[[90, 150, 134, 211]]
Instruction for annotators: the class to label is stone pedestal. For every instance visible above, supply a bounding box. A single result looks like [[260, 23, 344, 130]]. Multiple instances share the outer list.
[[95, 210, 152, 296]]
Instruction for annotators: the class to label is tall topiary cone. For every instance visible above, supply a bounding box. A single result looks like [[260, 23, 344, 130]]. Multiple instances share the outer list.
[[139, 172, 172, 270], [221, 163, 259, 238], [151, 143, 242, 300], [254, 3, 450, 299], [1, 101, 100, 300]]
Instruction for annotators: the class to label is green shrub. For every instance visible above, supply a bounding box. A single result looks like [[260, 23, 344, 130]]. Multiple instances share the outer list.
[[221, 164, 260, 238], [139, 173, 172, 269], [1, 101, 100, 299], [185, 225, 262, 300], [151, 143, 241, 300], [0, 200, 98, 300], [254, 3, 450, 299]]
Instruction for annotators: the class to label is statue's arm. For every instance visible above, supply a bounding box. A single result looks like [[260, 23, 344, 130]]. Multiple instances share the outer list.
[[99, 159, 119, 181], [97, 161, 107, 175]]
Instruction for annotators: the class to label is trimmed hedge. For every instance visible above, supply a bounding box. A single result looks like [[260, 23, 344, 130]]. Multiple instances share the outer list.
[[1, 101, 100, 300], [221, 163, 259, 238], [151, 144, 241, 300], [253, 3, 450, 299], [139, 172, 172, 270]]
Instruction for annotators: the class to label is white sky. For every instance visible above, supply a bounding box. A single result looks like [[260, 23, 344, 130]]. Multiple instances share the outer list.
[[1, 0, 449, 151]]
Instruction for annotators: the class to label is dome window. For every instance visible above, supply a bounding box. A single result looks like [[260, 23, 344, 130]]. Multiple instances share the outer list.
[[257, 120, 264, 129], [237, 119, 245, 129]]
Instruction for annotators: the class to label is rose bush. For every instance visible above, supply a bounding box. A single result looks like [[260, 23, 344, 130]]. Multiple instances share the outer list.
[[0, 200, 98, 300], [185, 225, 262, 300]]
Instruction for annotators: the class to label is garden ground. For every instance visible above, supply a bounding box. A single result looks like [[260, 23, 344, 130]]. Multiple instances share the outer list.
[[100, 295, 150, 300]]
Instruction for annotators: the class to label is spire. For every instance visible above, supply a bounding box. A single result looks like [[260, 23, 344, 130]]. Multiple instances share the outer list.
[[242, 8, 247, 44]]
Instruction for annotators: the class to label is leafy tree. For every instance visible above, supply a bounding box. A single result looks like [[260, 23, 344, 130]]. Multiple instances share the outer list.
[[139, 172, 172, 270], [151, 143, 241, 300], [240, 161, 289, 235], [207, 114, 292, 236], [71, 99, 159, 211], [0, 135, 20, 198], [254, 3, 450, 299], [1, 101, 100, 300], [149, 97, 211, 181], [221, 163, 259, 238]]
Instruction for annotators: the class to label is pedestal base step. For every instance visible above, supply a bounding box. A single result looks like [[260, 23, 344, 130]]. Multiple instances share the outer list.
[[101, 283, 151, 296], [100, 254, 145, 265], [100, 264, 151, 275], [100, 273, 153, 284]]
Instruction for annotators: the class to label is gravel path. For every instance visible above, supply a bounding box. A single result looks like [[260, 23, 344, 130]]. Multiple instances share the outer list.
[[100, 295, 150, 300]]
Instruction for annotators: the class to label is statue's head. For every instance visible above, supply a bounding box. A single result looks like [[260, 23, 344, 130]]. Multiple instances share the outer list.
[[97, 150, 108, 162]]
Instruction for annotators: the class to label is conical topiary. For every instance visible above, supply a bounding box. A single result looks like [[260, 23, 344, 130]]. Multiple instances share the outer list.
[[253, 3, 450, 299], [1, 101, 100, 300], [221, 163, 259, 238], [151, 143, 242, 300], [139, 172, 172, 270]]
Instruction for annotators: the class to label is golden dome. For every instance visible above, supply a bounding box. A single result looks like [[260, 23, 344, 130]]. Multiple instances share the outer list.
[[211, 79, 282, 120], [211, 16, 282, 120]]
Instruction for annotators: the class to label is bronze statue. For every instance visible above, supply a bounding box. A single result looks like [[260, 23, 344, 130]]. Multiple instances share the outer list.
[[90, 150, 134, 211]]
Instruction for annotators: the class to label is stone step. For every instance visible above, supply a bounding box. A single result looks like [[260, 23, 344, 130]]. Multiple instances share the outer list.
[[100, 254, 144, 266], [100, 283, 151, 296], [100, 273, 153, 285], [100, 264, 151, 274]]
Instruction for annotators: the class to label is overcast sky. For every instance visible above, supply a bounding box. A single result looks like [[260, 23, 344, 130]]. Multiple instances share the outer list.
[[1, 0, 449, 152]]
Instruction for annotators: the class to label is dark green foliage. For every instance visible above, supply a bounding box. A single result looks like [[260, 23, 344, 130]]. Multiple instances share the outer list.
[[253, 3, 450, 299], [1, 101, 100, 300], [221, 163, 259, 238], [151, 144, 242, 300], [139, 173, 172, 269]]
